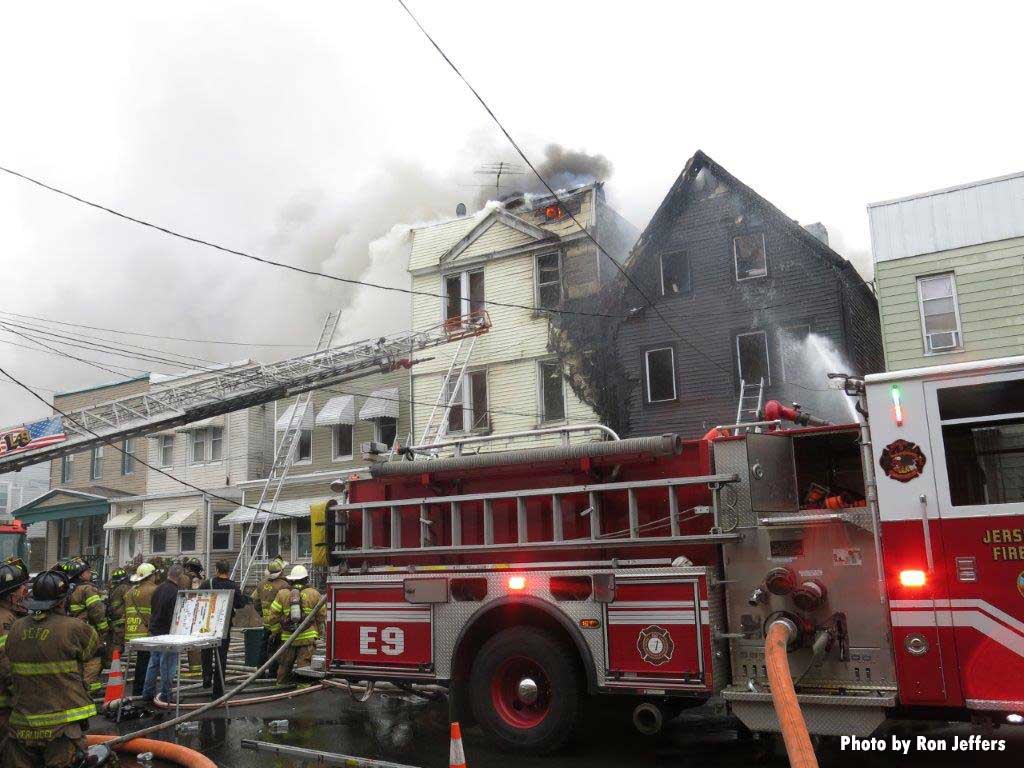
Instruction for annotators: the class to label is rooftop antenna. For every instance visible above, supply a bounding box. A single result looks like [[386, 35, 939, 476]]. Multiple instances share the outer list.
[[474, 161, 526, 199]]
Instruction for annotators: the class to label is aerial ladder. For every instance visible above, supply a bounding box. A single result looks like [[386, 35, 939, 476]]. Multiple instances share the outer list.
[[0, 312, 491, 473]]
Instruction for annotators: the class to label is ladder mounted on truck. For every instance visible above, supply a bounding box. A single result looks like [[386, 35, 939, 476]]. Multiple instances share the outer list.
[[329, 472, 742, 561], [0, 312, 491, 472], [417, 319, 482, 451], [735, 377, 765, 431]]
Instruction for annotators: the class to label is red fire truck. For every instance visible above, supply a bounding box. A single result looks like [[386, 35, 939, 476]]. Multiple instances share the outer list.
[[313, 355, 1024, 753], [0, 519, 29, 563]]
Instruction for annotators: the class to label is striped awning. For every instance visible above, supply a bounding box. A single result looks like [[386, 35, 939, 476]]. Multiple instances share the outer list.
[[133, 511, 167, 529], [358, 388, 400, 421], [175, 415, 225, 433], [219, 497, 318, 526], [163, 508, 198, 528], [316, 395, 356, 426], [103, 512, 140, 530], [275, 402, 314, 431]]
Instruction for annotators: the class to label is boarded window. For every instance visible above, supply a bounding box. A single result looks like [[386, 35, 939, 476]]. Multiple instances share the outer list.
[[736, 331, 770, 386], [539, 361, 566, 423], [536, 252, 562, 309], [734, 233, 767, 280], [660, 252, 690, 295], [445, 275, 462, 321], [917, 274, 962, 353], [645, 347, 676, 402]]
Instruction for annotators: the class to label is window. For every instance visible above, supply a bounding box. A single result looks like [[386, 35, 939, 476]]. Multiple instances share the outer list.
[[58, 519, 72, 559], [121, 438, 134, 475], [938, 378, 1024, 507], [446, 370, 489, 433], [444, 270, 485, 321], [179, 526, 197, 552], [659, 252, 690, 296], [191, 429, 206, 463], [211, 512, 231, 551], [917, 274, 963, 354], [61, 454, 73, 483], [778, 325, 811, 383], [736, 331, 771, 386], [296, 429, 312, 462], [248, 519, 280, 559], [160, 435, 174, 467], [90, 446, 103, 480], [376, 418, 398, 448], [333, 424, 354, 460], [536, 252, 562, 309], [210, 427, 223, 461], [645, 348, 677, 403], [151, 528, 167, 553], [295, 518, 312, 559], [733, 233, 767, 280], [539, 361, 566, 423], [0, 483, 8, 516]]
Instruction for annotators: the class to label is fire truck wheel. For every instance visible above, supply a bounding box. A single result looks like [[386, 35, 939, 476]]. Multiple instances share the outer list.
[[469, 626, 581, 753]]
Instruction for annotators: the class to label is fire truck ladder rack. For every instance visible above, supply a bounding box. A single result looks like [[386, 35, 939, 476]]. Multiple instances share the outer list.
[[0, 312, 492, 472], [735, 377, 765, 431], [332, 473, 741, 559], [232, 311, 340, 585]]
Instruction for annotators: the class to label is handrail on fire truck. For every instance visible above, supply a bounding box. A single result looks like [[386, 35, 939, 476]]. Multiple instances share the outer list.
[[330, 472, 741, 559], [408, 423, 620, 456]]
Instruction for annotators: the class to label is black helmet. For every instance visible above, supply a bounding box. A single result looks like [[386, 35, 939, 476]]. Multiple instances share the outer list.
[[110, 567, 129, 584], [0, 557, 29, 597], [55, 556, 90, 581], [26, 570, 71, 611], [183, 557, 204, 575]]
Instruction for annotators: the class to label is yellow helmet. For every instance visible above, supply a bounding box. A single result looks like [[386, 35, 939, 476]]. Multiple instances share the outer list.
[[268, 558, 288, 577]]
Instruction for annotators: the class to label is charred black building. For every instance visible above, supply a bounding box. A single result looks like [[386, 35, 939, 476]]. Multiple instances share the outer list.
[[552, 151, 883, 439]]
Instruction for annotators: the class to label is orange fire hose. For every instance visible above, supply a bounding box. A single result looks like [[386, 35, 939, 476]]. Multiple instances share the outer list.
[[86, 734, 216, 768], [764, 620, 819, 768]]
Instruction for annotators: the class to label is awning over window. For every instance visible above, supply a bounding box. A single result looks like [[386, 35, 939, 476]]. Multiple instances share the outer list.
[[219, 497, 318, 526], [175, 416, 225, 433], [133, 511, 167, 529], [359, 388, 400, 421], [275, 402, 314, 431], [163, 509, 198, 528], [316, 395, 355, 426], [103, 512, 140, 530]]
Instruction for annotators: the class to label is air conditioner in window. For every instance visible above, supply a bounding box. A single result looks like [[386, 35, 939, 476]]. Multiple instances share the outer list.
[[926, 330, 960, 352]]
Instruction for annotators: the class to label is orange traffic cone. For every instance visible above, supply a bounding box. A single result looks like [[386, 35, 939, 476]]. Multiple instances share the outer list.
[[103, 649, 125, 706], [449, 721, 467, 768]]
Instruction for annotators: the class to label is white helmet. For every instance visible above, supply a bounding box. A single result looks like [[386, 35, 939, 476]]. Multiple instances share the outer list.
[[286, 564, 309, 582]]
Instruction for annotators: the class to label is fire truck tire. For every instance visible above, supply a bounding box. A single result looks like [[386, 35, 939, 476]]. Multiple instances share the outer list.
[[469, 626, 581, 754]]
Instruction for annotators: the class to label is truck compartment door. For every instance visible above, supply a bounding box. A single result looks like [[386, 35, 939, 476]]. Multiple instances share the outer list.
[[329, 583, 433, 672]]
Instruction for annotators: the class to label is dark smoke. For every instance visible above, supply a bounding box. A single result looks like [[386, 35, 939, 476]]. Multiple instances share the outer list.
[[535, 143, 613, 191]]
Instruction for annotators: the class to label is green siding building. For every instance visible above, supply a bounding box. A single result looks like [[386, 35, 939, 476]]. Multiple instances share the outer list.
[[869, 172, 1024, 371]]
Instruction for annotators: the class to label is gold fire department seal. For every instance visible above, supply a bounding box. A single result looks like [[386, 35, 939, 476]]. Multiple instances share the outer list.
[[637, 625, 674, 666]]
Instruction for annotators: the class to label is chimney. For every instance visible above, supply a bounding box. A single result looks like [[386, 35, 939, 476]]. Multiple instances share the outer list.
[[455, 203, 467, 217], [803, 222, 829, 246]]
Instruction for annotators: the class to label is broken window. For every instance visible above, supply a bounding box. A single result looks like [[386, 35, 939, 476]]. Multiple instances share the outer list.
[[736, 331, 771, 386], [539, 360, 566, 423], [536, 252, 562, 309], [733, 233, 767, 280], [645, 347, 676, 403], [659, 251, 690, 296], [445, 271, 485, 320], [445, 274, 462, 321], [778, 325, 810, 383]]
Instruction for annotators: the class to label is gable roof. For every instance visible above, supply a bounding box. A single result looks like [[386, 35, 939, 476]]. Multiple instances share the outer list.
[[631, 150, 854, 276], [441, 208, 557, 264]]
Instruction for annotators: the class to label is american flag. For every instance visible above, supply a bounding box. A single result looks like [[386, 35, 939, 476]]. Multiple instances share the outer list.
[[0, 416, 66, 456]]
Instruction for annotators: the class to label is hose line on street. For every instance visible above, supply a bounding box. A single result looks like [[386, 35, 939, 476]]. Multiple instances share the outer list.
[[764, 619, 819, 768]]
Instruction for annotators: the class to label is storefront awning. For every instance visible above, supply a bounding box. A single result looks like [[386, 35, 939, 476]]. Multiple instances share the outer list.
[[219, 497, 318, 526], [163, 509, 198, 528], [175, 416, 225, 433], [133, 511, 167, 529], [275, 402, 314, 431], [359, 388, 400, 421], [316, 395, 355, 426], [104, 512, 140, 530]]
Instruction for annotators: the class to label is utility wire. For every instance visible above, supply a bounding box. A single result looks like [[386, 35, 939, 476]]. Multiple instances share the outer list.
[[0, 324, 132, 379]]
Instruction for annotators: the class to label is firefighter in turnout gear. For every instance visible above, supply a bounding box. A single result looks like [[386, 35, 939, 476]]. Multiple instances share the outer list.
[[106, 567, 130, 656], [0, 557, 30, 756], [268, 565, 325, 686], [254, 557, 289, 677], [124, 562, 158, 697], [6, 570, 98, 768], [58, 557, 109, 695]]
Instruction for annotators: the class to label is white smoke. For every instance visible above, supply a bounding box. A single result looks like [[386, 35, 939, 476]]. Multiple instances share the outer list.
[[778, 332, 861, 424]]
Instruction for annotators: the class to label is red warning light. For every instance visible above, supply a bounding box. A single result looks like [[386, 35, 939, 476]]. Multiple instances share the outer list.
[[899, 569, 927, 588], [507, 575, 527, 591]]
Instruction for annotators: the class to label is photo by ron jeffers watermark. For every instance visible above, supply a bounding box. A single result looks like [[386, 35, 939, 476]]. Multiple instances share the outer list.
[[841, 735, 1007, 754]]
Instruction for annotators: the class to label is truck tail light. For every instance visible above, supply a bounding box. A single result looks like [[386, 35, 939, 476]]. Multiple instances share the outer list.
[[899, 569, 927, 588], [507, 575, 526, 591]]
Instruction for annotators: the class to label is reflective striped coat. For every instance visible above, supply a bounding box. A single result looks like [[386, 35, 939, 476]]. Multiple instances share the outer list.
[[0, 603, 23, 712], [268, 587, 325, 646], [123, 579, 158, 641], [6, 611, 97, 734], [68, 582, 108, 641]]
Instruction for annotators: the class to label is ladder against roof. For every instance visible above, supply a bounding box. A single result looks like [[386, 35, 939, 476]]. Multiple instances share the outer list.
[[735, 377, 765, 431], [232, 311, 341, 585], [417, 333, 479, 452]]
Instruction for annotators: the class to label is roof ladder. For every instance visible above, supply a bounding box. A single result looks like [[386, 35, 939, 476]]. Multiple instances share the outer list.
[[735, 377, 765, 433]]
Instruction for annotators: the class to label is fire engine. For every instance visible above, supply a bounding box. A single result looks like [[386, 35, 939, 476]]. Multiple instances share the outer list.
[[313, 355, 1024, 753], [0, 519, 29, 563]]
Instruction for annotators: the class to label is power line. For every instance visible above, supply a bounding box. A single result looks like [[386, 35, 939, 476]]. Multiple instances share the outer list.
[[0, 324, 133, 379], [0, 165, 626, 322], [0, 336, 151, 376]]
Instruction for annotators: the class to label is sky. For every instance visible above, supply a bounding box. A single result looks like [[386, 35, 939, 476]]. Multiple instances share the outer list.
[[1, 1, 1021, 428]]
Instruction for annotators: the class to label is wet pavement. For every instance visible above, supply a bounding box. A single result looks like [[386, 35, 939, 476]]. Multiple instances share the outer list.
[[90, 689, 1024, 768]]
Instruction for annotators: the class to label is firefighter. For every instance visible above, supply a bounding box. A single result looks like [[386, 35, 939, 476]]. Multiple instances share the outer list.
[[106, 567, 131, 656], [268, 565, 325, 686], [6, 569, 98, 768], [59, 556, 109, 695], [254, 557, 288, 677], [0, 557, 30, 755], [124, 561, 158, 697]]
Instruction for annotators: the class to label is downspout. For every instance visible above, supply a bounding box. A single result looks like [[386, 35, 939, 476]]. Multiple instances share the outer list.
[[204, 494, 212, 577]]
